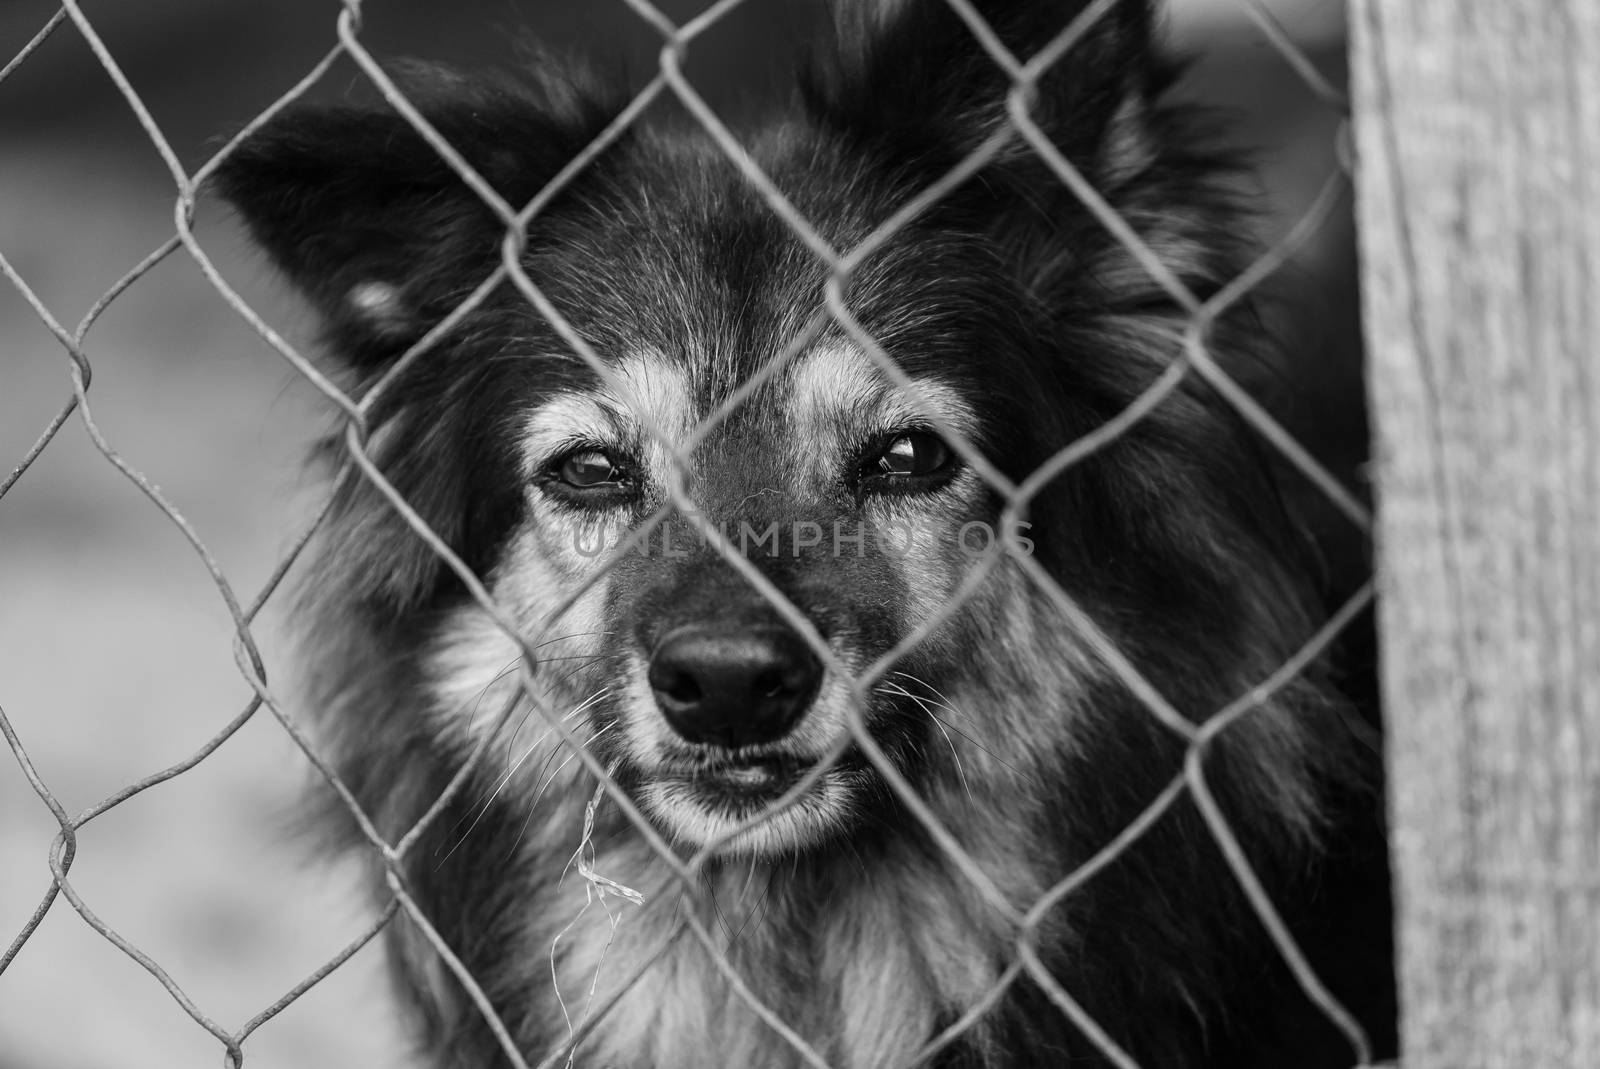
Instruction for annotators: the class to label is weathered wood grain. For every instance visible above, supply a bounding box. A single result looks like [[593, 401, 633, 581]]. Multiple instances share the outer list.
[[1349, 1, 1600, 1065]]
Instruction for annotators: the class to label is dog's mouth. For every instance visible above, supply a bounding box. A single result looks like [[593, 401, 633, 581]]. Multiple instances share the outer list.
[[660, 753, 821, 806], [636, 749, 870, 855]]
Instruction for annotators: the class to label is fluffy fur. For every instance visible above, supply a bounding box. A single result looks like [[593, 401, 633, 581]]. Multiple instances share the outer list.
[[217, 1, 1395, 1066]]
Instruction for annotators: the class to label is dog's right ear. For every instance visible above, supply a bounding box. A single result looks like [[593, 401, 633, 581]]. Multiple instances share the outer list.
[[804, 0, 1157, 181], [213, 65, 622, 370]]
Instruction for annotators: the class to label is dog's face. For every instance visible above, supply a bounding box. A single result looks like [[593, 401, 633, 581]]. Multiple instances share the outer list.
[[217, 0, 1315, 863], [401, 156, 1062, 858], [507, 338, 993, 853]]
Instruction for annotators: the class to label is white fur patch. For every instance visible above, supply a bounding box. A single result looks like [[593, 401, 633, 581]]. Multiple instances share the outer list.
[[786, 343, 885, 427], [519, 350, 698, 491], [519, 393, 617, 478], [786, 343, 976, 438], [604, 352, 697, 455], [783, 343, 977, 497], [423, 521, 614, 748], [346, 280, 409, 334]]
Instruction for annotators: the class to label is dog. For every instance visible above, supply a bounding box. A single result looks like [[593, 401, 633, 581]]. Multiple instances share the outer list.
[[217, 0, 1395, 1065]]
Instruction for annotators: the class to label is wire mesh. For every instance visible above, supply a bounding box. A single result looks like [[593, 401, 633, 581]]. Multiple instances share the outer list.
[[0, 1, 1383, 1066]]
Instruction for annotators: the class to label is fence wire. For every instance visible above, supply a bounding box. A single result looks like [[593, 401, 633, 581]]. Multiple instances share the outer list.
[[0, 1, 1380, 1067]]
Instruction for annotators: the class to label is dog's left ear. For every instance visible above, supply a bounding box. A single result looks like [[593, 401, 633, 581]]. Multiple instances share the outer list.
[[803, 0, 1157, 180], [212, 63, 623, 371]]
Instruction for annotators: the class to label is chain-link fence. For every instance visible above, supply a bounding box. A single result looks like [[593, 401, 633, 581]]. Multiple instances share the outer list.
[[1, 1, 1385, 1066]]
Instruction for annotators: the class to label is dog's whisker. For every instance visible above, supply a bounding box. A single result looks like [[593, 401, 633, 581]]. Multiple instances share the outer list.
[[436, 690, 610, 865], [887, 691, 1035, 788], [459, 655, 523, 734], [532, 630, 615, 648], [505, 643, 611, 752], [515, 724, 614, 859], [550, 657, 607, 689], [531, 722, 613, 813], [469, 631, 604, 723], [513, 690, 611, 813], [726, 865, 779, 949], [884, 675, 1037, 785], [503, 657, 607, 765], [437, 679, 525, 846], [880, 681, 975, 806], [737, 855, 759, 900], [888, 670, 977, 727], [700, 871, 736, 943]]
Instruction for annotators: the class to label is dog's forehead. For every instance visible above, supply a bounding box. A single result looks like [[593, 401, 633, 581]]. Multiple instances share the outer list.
[[541, 135, 881, 361], [517, 143, 988, 464], [520, 342, 971, 463], [784, 344, 975, 438]]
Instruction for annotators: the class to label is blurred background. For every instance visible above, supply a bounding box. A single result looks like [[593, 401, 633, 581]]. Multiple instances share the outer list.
[[0, 2, 1358, 1066]]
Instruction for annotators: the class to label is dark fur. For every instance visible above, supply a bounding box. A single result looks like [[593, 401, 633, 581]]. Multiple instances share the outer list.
[[217, 1, 1394, 1066]]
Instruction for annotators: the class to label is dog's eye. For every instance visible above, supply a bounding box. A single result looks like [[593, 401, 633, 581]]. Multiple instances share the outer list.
[[555, 449, 627, 490], [866, 432, 952, 484]]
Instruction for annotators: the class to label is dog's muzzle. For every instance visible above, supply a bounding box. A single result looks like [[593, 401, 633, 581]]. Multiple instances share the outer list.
[[646, 623, 822, 748]]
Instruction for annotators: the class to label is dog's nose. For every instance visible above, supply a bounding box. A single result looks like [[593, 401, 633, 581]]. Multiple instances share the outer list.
[[647, 625, 822, 748]]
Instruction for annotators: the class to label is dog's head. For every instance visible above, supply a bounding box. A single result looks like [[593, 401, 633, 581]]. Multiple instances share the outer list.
[[219, 0, 1323, 858]]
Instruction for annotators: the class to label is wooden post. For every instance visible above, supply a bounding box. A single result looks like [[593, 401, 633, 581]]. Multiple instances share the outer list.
[[1348, 2, 1600, 1065]]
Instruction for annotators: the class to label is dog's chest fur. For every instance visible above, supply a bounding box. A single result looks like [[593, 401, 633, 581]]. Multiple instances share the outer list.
[[529, 835, 1020, 1069]]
